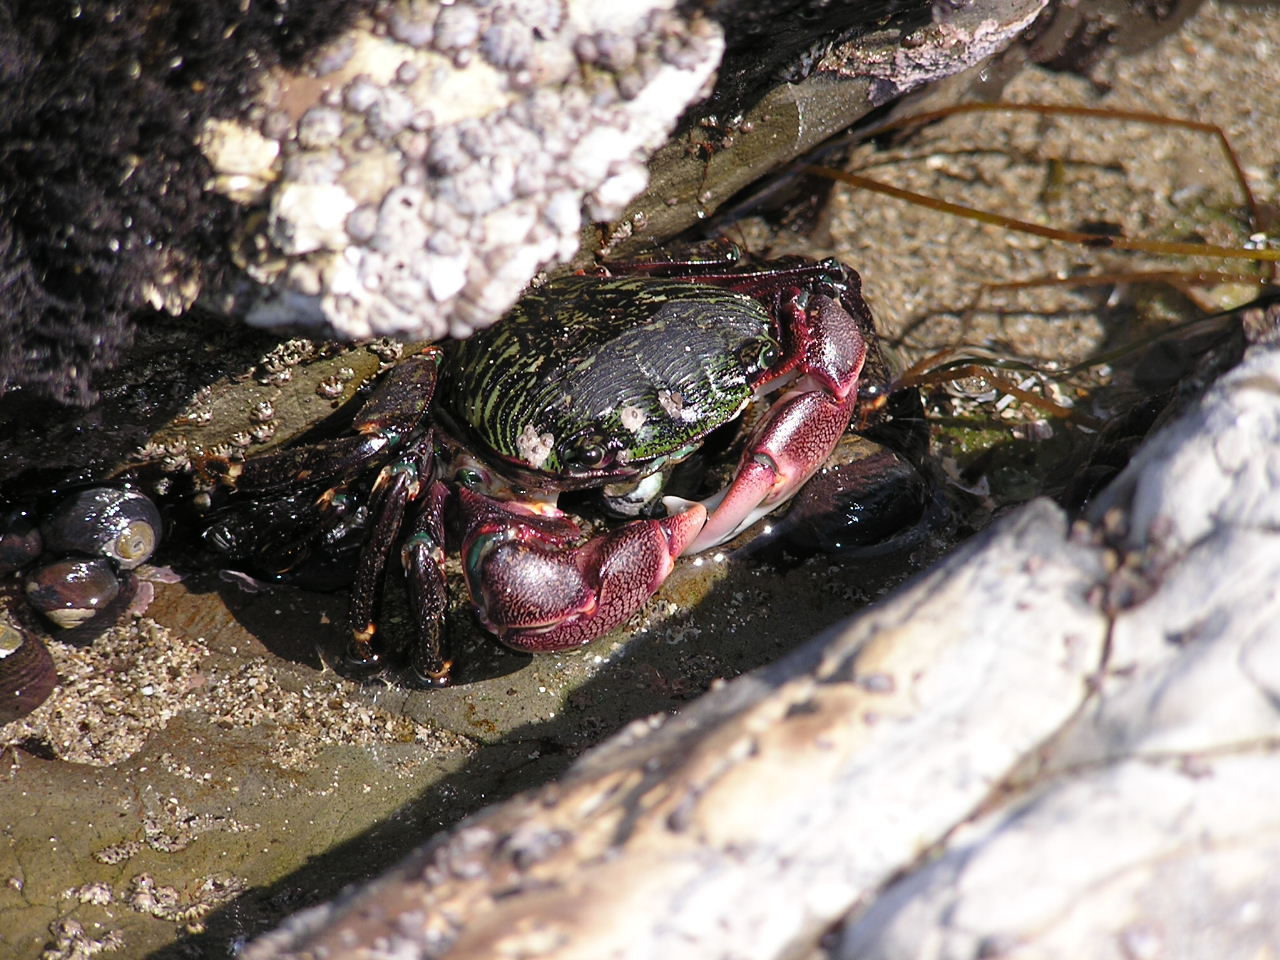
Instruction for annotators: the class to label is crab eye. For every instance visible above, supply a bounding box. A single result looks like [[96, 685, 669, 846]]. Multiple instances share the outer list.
[[457, 467, 486, 488], [564, 441, 608, 471]]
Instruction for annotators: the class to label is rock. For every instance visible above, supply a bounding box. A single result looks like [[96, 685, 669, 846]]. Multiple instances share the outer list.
[[1, 0, 1057, 400], [215, 0, 726, 342], [221, 0, 1051, 341], [841, 344, 1280, 959]]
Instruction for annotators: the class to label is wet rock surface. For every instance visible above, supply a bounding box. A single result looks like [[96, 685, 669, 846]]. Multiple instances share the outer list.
[[0, 495, 945, 958]]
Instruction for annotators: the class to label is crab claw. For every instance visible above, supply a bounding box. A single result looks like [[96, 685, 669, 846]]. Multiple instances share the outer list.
[[458, 488, 705, 652], [677, 386, 858, 553], [675, 287, 869, 555]]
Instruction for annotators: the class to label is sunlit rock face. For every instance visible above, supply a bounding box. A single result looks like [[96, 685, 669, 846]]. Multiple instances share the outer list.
[[205, 1, 724, 342]]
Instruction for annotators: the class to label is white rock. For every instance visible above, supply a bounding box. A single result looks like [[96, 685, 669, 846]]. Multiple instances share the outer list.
[[268, 183, 358, 256]]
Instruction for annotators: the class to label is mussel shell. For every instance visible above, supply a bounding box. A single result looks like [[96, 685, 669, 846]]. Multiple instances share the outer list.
[[24, 558, 122, 629], [41, 488, 161, 570], [0, 620, 57, 723], [0, 507, 43, 574]]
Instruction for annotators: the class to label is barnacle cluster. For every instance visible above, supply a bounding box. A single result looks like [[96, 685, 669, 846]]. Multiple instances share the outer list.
[[203, 0, 724, 341]]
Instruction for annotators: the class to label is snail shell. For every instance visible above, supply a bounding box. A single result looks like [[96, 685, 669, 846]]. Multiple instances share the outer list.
[[0, 620, 57, 723], [24, 558, 122, 629], [41, 488, 161, 571], [0, 507, 43, 574]]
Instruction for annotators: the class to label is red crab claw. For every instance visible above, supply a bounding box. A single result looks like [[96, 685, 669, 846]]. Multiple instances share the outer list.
[[678, 290, 868, 554], [456, 488, 706, 652], [676, 385, 859, 553]]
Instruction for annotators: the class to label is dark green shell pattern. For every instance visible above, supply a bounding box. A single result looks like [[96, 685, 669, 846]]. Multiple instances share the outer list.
[[438, 274, 780, 489]]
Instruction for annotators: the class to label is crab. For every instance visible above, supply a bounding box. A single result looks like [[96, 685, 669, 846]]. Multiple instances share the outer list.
[[197, 252, 896, 685]]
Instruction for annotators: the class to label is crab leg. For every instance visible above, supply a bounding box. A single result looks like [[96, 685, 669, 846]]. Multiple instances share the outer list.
[[197, 349, 442, 494], [348, 430, 438, 670], [456, 488, 706, 652], [400, 478, 452, 683], [681, 290, 869, 554], [349, 459, 421, 666]]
